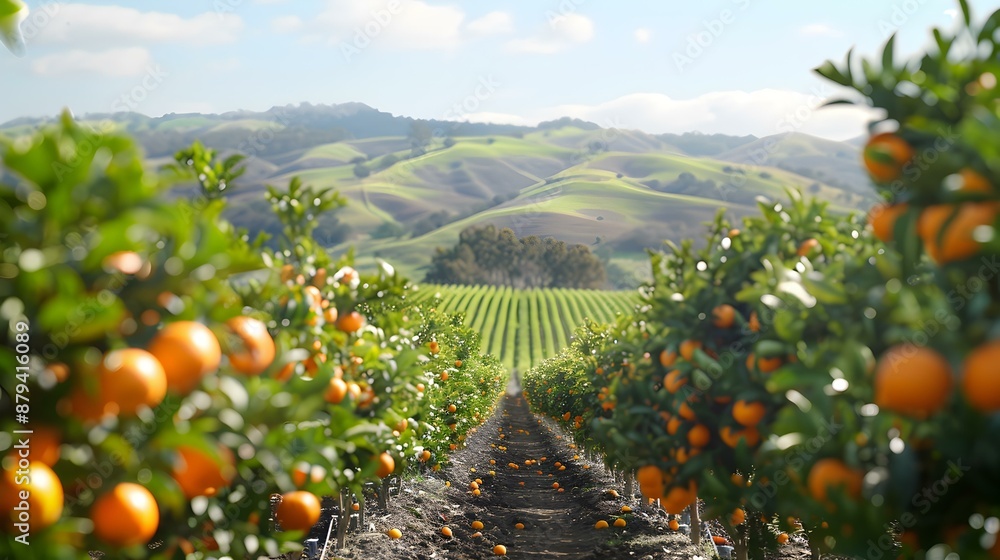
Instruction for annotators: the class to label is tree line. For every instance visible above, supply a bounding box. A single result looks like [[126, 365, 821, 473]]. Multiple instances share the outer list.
[[424, 225, 607, 289]]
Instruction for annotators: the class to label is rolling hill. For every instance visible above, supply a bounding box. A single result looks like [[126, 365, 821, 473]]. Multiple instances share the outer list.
[[1, 103, 878, 283]]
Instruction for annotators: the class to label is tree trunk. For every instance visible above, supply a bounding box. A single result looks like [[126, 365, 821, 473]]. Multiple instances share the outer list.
[[356, 491, 365, 532], [624, 473, 634, 501], [378, 478, 390, 509], [690, 499, 701, 546], [336, 488, 350, 549]]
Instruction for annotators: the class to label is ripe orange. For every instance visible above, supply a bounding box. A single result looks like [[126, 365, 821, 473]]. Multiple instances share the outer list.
[[0, 461, 63, 531], [471, 520, 484, 530], [687, 424, 710, 447], [98, 348, 167, 416], [375, 452, 395, 478], [614, 518, 627, 527], [797, 238, 821, 257], [148, 321, 221, 394], [918, 203, 999, 263], [494, 544, 507, 556], [172, 445, 235, 499], [732, 400, 767, 427], [420, 450, 431, 462], [712, 304, 737, 329], [336, 311, 366, 333], [679, 340, 702, 362], [669, 519, 680, 531], [324, 377, 349, 404], [448, 404, 458, 413], [660, 482, 697, 514], [280, 264, 294, 283], [720, 426, 761, 448], [91, 483, 159, 547], [807, 458, 863, 502], [863, 132, 914, 182], [748, 311, 760, 333], [666, 417, 681, 436], [441, 526, 453, 538], [595, 520, 609, 529], [662, 370, 685, 393], [659, 349, 677, 368], [514, 522, 525, 530], [731, 508, 746, 525], [387, 528, 402, 539], [636, 464, 667, 500], [27, 425, 61, 466], [746, 353, 783, 374], [868, 202, 909, 243], [777, 532, 790, 545], [957, 168, 993, 193], [276, 491, 321, 532], [875, 344, 952, 417], [961, 341, 1000, 411], [225, 316, 275, 375]]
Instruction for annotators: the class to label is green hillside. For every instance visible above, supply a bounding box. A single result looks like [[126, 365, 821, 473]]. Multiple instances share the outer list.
[[412, 284, 638, 372]]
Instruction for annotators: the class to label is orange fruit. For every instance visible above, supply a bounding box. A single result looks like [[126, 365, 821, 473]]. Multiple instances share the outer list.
[[679, 340, 702, 362], [712, 304, 737, 329], [659, 349, 677, 368], [687, 424, 710, 447], [748, 311, 760, 333], [666, 417, 681, 436], [732, 400, 767, 427], [662, 370, 686, 393], [91, 483, 159, 547], [777, 532, 790, 545], [807, 458, 863, 502], [280, 264, 294, 282], [26, 425, 61, 466], [275, 362, 296, 381], [514, 522, 525, 530], [731, 508, 746, 525], [669, 519, 680, 531], [336, 311, 366, 333], [494, 545, 507, 556], [660, 482, 697, 514], [148, 321, 221, 394], [868, 202, 909, 243], [351, 502, 360, 511], [471, 520, 484, 530], [797, 238, 821, 257], [636, 464, 667, 500], [957, 168, 993, 193], [387, 528, 402, 539], [746, 353, 783, 374], [375, 452, 395, 478], [225, 316, 275, 375], [0, 461, 63, 532], [324, 377, 349, 404], [172, 445, 235, 499], [595, 520, 609, 529], [614, 518, 627, 527], [275, 491, 321, 532], [98, 348, 167, 416], [448, 404, 458, 413], [420, 450, 431, 462], [720, 426, 761, 448], [961, 341, 1000, 411], [875, 344, 952, 417], [918, 203, 999, 263], [863, 132, 914, 182], [441, 526, 453, 538]]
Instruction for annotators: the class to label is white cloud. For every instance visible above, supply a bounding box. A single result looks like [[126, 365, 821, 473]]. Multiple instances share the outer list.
[[271, 15, 304, 33], [314, 0, 465, 50], [798, 24, 843, 38], [506, 13, 594, 54], [634, 27, 652, 44], [466, 11, 513, 35], [32, 47, 153, 76], [464, 89, 879, 141], [31, 4, 243, 47]]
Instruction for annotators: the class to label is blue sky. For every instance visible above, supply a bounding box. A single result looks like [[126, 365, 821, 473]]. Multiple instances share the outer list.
[[0, 0, 990, 139]]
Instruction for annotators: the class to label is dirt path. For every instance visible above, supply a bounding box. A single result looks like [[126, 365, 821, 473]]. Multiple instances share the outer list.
[[331, 392, 701, 560]]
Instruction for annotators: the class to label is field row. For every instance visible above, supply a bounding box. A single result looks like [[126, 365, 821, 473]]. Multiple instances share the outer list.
[[411, 285, 638, 372]]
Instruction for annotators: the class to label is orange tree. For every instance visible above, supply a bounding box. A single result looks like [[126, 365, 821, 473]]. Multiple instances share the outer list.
[[807, 1, 1000, 556], [0, 115, 507, 559]]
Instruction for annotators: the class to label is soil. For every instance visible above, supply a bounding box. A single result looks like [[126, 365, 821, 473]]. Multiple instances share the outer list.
[[295, 390, 816, 560]]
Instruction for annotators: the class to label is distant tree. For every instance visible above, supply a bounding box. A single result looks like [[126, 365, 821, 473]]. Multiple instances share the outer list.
[[443, 137, 456, 148], [409, 121, 432, 150], [425, 225, 607, 289], [722, 165, 734, 173], [809, 182, 822, 194], [377, 153, 400, 169], [616, 173, 623, 179], [759, 171, 773, 179], [487, 138, 496, 145], [350, 156, 368, 164], [353, 163, 371, 179]]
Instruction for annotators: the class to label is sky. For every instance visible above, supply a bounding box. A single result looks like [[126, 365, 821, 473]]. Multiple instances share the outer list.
[[0, 0, 990, 140]]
